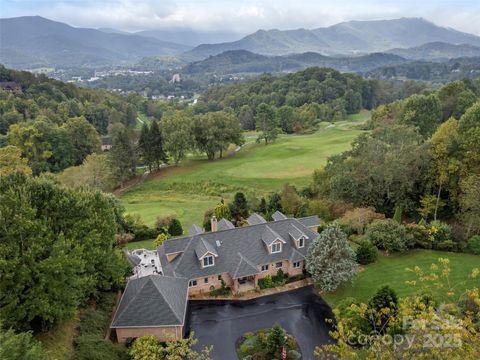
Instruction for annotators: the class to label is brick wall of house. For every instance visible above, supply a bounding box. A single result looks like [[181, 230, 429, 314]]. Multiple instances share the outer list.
[[286, 260, 304, 276], [187, 271, 234, 296], [115, 325, 183, 343]]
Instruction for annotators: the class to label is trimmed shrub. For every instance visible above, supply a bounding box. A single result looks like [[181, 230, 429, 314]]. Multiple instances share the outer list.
[[369, 286, 398, 312], [429, 220, 452, 243], [338, 207, 385, 235], [366, 219, 408, 252], [167, 218, 183, 236], [405, 223, 431, 249], [258, 275, 273, 289], [355, 240, 378, 265], [466, 235, 480, 255]]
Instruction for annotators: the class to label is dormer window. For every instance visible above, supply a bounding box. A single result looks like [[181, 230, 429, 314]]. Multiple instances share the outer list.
[[203, 255, 214, 267], [271, 242, 282, 253], [298, 237, 305, 248]]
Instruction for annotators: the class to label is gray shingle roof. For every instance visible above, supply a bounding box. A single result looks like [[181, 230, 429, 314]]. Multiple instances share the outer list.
[[232, 253, 260, 278], [126, 253, 141, 267], [194, 237, 218, 260], [272, 211, 288, 221], [247, 213, 267, 225], [189, 224, 204, 235], [164, 236, 191, 254], [157, 218, 318, 281], [217, 218, 235, 231], [298, 215, 320, 228], [288, 224, 306, 241], [290, 248, 305, 262], [261, 226, 286, 246], [111, 275, 188, 327]]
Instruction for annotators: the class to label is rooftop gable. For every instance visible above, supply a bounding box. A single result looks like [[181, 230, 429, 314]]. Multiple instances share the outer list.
[[189, 224, 204, 235], [217, 218, 235, 231], [272, 210, 288, 221], [111, 275, 188, 328], [247, 213, 267, 225], [194, 237, 218, 260], [261, 226, 286, 246]]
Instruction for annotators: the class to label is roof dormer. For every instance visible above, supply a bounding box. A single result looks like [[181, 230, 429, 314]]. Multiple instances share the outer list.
[[261, 226, 286, 254], [194, 237, 218, 268], [288, 224, 308, 249]]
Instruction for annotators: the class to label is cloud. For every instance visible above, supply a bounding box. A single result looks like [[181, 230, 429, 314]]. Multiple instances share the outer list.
[[3, 0, 480, 35]]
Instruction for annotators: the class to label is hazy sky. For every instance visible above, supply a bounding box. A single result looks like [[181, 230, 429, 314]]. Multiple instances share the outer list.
[[2, 0, 480, 35]]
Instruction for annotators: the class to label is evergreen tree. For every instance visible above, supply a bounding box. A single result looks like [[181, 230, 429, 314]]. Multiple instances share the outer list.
[[167, 218, 183, 237], [230, 192, 248, 219], [306, 222, 357, 292], [138, 122, 153, 171], [109, 124, 137, 185], [266, 324, 287, 357], [149, 120, 168, 170]]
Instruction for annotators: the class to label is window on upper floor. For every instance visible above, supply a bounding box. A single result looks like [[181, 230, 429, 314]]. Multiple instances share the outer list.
[[261, 264, 269, 272], [298, 237, 305, 248], [271, 242, 282, 253], [189, 279, 198, 287], [203, 255, 214, 267], [293, 261, 301, 268]]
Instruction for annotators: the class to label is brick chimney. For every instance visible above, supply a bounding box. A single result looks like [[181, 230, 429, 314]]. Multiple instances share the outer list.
[[211, 216, 218, 232]]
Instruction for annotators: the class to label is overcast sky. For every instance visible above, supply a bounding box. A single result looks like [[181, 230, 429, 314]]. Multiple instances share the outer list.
[[2, 0, 480, 36]]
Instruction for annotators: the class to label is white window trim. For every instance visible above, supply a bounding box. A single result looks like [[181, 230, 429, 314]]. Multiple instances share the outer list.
[[271, 242, 282, 253], [293, 261, 301, 268], [298, 237, 305, 248], [188, 279, 198, 287], [203, 255, 214, 267], [261, 264, 269, 272]]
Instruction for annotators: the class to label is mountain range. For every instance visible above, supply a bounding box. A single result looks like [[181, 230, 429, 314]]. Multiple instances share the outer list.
[[2, 16, 480, 70], [181, 50, 407, 75], [0, 16, 191, 68], [185, 18, 480, 60]]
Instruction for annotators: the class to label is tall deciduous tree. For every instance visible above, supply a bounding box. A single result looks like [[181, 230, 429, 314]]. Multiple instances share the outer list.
[[0, 173, 126, 331], [63, 116, 101, 165], [400, 94, 442, 137], [306, 222, 357, 292], [161, 111, 193, 165], [0, 145, 32, 176], [256, 103, 278, 145], [429, 118, 462, 219]]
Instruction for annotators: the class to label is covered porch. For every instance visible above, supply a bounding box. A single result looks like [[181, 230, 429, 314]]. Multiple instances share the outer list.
[[233, 275, 257, 294]]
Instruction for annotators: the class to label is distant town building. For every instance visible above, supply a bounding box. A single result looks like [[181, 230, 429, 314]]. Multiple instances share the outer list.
[[0, 81, 22, 94], [170, 73, 181, 83]]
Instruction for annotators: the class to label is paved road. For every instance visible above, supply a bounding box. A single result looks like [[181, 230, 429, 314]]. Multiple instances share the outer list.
[[185, 286, 334, 360]]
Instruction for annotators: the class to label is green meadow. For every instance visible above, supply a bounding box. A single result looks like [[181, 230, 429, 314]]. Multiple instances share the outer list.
[[324, 250, 480, 306], [120, 111, 370, 228]]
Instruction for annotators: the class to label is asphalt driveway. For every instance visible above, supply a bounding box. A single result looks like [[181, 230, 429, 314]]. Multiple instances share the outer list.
[[185, 286, 334, 360]]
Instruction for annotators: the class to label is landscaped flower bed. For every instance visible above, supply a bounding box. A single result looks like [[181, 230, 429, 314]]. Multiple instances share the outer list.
[[236, 324, 302, 360]]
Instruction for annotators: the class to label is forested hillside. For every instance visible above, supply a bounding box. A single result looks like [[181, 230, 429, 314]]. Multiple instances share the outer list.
[[0, 65, 142, 174], [197, 67, 426, 130]]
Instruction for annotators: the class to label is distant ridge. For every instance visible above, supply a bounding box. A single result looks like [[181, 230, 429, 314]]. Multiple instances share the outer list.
[[181, 49, 407, 75], [185, 18, 480, 60], [386, 42, 480, 60], [0, 16, 192, 68]]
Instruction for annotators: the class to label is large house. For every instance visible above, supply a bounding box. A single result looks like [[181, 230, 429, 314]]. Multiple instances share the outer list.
[[110, 212, 320, 343]]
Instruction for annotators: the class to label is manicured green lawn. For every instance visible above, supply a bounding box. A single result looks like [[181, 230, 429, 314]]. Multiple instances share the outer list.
[[125, 239, 156, 250], [323, 250, 480, 307], [121, 111, 370, 227]]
